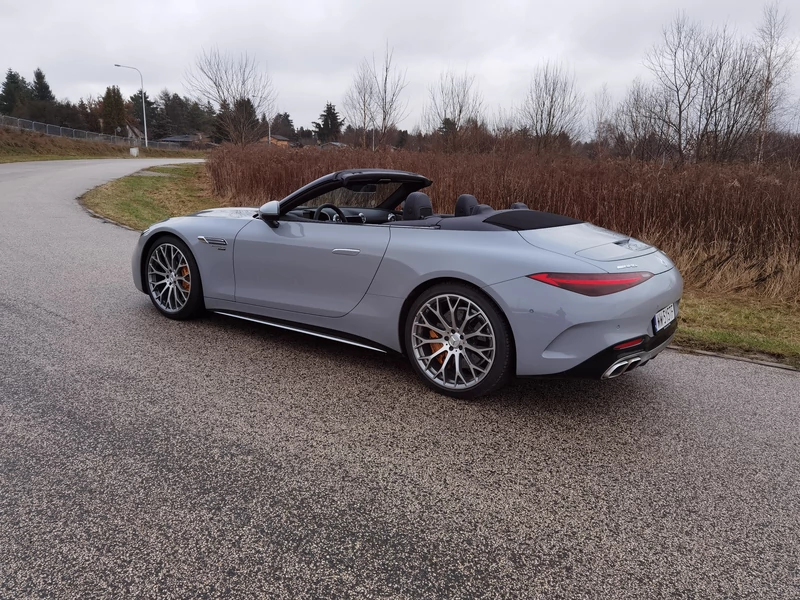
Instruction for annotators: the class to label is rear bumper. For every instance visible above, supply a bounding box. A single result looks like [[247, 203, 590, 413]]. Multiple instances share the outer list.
[[553, 320, 676, 379], [484, 267, 683, 376]]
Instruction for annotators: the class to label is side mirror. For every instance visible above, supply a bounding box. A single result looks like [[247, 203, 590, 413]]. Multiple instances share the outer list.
[[259, 200, 280, 227]]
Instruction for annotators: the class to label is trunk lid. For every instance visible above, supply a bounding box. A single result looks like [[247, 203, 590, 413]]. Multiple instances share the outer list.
[[518, 223, 675, 274]]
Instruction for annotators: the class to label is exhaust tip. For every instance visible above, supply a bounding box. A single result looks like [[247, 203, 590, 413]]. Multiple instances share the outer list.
[[603, 360, 629, 379], [623, 357, 642, 372], [602, 356, 643, 379]]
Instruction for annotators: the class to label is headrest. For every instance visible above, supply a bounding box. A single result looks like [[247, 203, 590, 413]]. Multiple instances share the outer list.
[[510, 202, 529, 210], [455, 194, 479, 217], [403, 192, 433, 220], [470, 204, 494, 216]]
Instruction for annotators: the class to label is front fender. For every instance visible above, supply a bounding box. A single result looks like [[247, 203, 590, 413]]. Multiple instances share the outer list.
[[132, 217, 251, 300]]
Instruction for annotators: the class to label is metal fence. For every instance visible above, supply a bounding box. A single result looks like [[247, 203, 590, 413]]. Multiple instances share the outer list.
[[0, 114, 181, 150]]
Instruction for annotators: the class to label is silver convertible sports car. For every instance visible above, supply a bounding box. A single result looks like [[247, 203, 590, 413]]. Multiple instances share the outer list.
[[133, 169, 682, 398]]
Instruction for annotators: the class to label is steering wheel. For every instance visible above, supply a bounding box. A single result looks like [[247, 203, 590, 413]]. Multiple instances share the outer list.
[[313, 203, 346, 222]]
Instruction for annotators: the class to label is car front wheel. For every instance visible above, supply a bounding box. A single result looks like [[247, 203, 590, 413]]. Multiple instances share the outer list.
[[145, 236, 204, 320], [405, 282, 513, 399]]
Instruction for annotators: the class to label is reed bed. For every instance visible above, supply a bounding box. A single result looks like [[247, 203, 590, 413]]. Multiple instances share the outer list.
[[207, 145, 800, 298]]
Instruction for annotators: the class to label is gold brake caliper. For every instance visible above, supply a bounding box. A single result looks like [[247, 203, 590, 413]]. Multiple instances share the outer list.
[[429, 330, 445, 364], [179, 266, 190, 291]]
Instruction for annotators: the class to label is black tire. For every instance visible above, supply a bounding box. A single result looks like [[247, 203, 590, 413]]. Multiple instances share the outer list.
[[404, 282, 513, 399], [144, 235, 205, 320]]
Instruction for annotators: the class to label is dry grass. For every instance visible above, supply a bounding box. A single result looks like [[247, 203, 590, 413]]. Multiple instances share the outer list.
[[80, 164, 215, 231], [206, 145, 800, 299], [0, 126, 204, 162], [82, 159, 800, 369], [676, 294, 800, 369]]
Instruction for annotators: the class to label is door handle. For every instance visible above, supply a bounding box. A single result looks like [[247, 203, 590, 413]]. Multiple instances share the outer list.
[[332, 248, 361, 256]]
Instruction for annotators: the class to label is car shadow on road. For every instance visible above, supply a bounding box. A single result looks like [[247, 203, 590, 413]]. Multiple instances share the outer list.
[[200, 312, 658, 416]]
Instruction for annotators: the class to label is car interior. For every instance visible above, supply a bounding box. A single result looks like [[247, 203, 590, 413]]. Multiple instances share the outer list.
[[281, 179, 530, 227]]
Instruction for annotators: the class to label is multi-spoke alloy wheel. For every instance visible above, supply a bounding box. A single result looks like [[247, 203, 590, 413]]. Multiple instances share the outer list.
[[145, 236, 204, 320], [406, 283, 512, 398], [412, 294, 495, 390]]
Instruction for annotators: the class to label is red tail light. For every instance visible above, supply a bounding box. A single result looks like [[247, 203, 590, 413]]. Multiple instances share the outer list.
[[614, 337, 644, 350], [528, 272, 654, 296]]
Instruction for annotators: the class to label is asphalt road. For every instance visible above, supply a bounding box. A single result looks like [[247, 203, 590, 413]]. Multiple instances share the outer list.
[[1, 159, 798, 599]]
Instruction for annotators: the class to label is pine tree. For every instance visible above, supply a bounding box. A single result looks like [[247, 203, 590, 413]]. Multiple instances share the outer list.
[[0, 69, 31, 115], [32, 68, 55, 102], [213, 100, 231, 143], [149, 103, 172, 140], [101, 85, 127, 135], [129, 90, 155, 132], [165, 93, 188, 134], [79, 98, 102, 133], [54, 100, 86, 130], [271, 112, 295, 138], [313, 102, 344, 143], [186, 100, 211, 135], [232, 97, 261, 141], [395, 129, 409, 148], [297, 126, 314, 142]]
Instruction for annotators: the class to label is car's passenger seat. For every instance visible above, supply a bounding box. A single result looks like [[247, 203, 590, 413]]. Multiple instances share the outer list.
[[402, 192, 434, 220], [455, 194, 478, 217], [470, 204, 494, 215]]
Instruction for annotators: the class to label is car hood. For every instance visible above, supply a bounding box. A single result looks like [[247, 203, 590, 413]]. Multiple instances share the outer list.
[[190, 207, 258, 219]]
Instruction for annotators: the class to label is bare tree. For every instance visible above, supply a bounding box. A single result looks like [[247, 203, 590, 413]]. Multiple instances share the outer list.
[[490, 105, 519, 136], [184, 47, 277, 145], [369, 44, 408, 145], [519, 61, 585, 153], [342, 58, 375, 148], [591, 83, 615, 154], [423, 69, 484, 136], [613, 78, 672, 160], [644, 13, 713, 163], [695, 28, 763, 161], [755, 1, 798, 163], [641, 9, 796, 164]]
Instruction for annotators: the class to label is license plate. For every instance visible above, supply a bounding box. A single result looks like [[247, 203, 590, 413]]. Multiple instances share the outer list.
[[654, 303, 676, 332]]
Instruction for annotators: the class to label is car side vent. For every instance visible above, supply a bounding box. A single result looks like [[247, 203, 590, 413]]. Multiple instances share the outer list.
[[198, 236, 228, 246]]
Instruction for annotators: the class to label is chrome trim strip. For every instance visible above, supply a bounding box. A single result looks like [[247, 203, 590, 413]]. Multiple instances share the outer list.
[[332, 248, 361, 256], [212, 311, 387, 353], [198, 236, 227, 246]]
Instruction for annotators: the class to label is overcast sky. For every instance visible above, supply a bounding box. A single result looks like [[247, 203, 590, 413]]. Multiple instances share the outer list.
[[2, 0, 799, 130]]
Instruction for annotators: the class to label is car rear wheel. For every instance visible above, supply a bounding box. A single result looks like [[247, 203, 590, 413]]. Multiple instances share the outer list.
[[145, 236, 204, 320], [405, 282, 513, 399]]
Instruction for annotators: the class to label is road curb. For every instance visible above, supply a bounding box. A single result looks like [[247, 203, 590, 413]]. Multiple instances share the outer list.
[[667, 345, 799, 372], [80, 205, 140, 232], [76, 161, 202, 233]]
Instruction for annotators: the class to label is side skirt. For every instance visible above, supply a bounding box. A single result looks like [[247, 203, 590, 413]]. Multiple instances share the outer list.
[[212, 310, 391, 354]]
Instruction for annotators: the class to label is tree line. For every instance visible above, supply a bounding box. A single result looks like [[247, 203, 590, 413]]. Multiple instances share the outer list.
[[347, 2, 799, 164], [1, 2, 797, 161], [188, 2, 800, 163], [0, 68, 222, 142]]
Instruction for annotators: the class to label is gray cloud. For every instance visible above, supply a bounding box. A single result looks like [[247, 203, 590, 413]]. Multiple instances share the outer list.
[[2, 0, 798, 130]]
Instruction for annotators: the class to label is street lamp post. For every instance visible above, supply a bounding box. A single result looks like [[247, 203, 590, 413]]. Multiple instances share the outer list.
[[114, 63, 148, 148]]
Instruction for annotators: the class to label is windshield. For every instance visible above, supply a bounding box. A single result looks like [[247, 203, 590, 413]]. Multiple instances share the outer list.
[[300, 182, 404, 209]]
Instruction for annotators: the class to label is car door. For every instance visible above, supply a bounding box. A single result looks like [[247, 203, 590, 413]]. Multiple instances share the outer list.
[[233, 218, 391, 318]]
